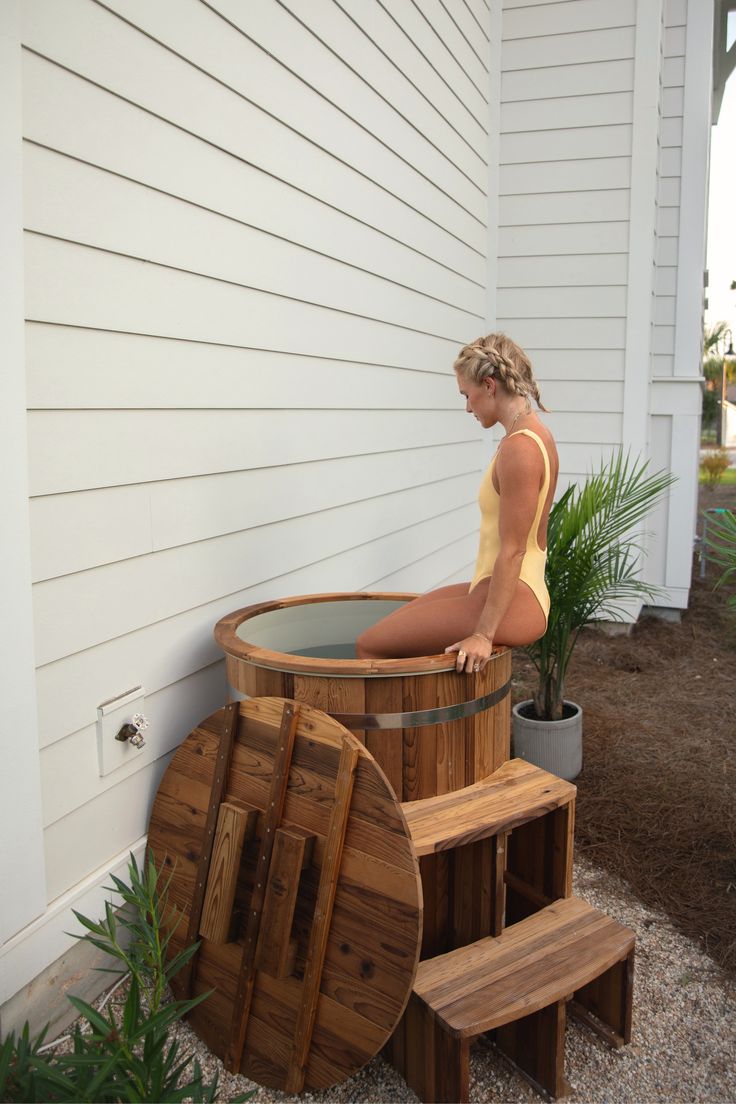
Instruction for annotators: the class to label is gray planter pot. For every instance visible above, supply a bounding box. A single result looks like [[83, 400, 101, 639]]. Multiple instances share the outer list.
[[511, 700, 583, 781]]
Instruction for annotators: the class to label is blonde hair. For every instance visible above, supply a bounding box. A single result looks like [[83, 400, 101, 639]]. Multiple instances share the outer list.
[[453, 332, 548, 412]]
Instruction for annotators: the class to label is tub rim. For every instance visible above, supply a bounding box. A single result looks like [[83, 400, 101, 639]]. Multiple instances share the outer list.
[[214, 591, 508, 677]]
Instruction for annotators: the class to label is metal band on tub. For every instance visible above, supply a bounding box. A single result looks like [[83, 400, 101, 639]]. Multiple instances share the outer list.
[[329, 679, 512, 731]]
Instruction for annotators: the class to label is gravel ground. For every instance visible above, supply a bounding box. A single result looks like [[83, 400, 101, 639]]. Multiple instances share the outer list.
[[163, 857, 736, 1104]]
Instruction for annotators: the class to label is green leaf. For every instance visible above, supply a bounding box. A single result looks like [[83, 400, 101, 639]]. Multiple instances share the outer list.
[[72, 934, 128, 962], [123, 976, 142, 1039], [704, 508, 736, 592], [70, 910, 109, 937], [159, 1037, 180, 1081], [84, 1047, 130, 1101], [164, 940, 200, 981], [0, 1040, 13, 1095], [28, 1056, 79, 1094], [66, 995, 114, 1037], [127, 993, 210, 1046]]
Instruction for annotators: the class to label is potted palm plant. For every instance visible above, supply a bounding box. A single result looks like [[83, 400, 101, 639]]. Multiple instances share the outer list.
[[513, 451, 675, 780]]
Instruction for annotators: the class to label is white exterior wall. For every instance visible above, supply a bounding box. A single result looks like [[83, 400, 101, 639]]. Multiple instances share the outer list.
[[496, 0, 709, 606], [2, 0, 491, 1006], [1, 0, 715, 1013], [497, 0, 636, 483]]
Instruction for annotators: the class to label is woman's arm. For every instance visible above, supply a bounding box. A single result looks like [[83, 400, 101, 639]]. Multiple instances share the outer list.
[[446, 435, 544, 672]]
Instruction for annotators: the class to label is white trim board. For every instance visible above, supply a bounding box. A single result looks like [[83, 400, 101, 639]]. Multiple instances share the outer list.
[[486, 1, 502, 332], [622, 0, 664, 457], [674, 0, 714, 377], [0, 0, 46, 948]]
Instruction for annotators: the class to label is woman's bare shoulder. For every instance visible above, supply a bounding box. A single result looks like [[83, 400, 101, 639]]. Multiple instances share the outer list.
[[497, 423, 558, 481]]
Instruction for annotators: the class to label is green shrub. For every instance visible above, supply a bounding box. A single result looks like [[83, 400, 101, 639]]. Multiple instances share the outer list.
[[0, 854, 251, 1103], [701, 449, 731, 489]]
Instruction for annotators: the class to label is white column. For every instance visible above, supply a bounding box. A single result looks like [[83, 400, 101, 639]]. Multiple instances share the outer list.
[[622, 0, 665, 457], [0, 0, 47, 956], [662, 0, 714, 605], [674, 0, 714, 377]]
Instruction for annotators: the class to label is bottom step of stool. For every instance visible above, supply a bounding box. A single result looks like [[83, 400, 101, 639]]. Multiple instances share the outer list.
[[396, 896, 635, 1102]]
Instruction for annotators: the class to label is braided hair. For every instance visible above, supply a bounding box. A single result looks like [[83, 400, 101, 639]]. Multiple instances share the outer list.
[[453, 333, 548, 412]]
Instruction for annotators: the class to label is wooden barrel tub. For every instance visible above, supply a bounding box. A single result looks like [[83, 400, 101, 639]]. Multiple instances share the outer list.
[[214, 592, 511, 804]]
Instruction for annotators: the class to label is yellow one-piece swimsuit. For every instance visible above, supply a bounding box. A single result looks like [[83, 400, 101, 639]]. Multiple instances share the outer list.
[[468, 428, 551, 625]]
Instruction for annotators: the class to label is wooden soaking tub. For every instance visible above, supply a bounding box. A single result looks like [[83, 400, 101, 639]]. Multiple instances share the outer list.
[[214, 592, 512, 803]]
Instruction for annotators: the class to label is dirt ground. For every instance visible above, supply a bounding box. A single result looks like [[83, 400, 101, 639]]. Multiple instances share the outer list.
[[512, 480, 736, 975]]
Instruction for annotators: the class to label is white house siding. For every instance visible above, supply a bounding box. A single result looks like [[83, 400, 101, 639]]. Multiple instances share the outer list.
[[496, 0, 636, 484], [2, 0, 492, 1004], [496, 0, 708, 606]]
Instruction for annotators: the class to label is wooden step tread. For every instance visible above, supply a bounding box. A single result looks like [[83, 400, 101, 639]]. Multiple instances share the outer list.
[[401, 758, 575, 856], [414, 896, 635, 1039]]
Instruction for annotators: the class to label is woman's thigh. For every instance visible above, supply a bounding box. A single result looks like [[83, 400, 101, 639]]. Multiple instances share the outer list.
[[407, 583, 471, 605], [356, 578, 545, 659], [356, 581, 487, 659]]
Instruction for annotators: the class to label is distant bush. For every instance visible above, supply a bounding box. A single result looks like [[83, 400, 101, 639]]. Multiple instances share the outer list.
[[701, 449, 730, 489]]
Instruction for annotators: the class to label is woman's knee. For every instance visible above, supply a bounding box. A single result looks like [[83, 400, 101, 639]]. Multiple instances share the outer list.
[[355, 598, 420, 659], [355, 625, 381, 659]]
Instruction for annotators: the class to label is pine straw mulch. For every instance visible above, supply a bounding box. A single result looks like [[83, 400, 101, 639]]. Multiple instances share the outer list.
[[512, 481, 736, 976]]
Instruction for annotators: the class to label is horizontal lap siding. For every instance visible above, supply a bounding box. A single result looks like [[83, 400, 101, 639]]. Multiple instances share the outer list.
[[22, 0, 490, 900], [497, 0, 636, 468]]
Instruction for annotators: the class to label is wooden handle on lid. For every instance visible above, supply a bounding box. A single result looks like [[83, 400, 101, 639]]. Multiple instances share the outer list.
[[199, 802, 258, 944], [255, 825, 315, 978]]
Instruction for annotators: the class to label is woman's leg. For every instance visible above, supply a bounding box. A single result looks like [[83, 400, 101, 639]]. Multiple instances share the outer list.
[[401, 583, 471, 606], [356, 582, 485, 659], [355, 579, 545, 659]]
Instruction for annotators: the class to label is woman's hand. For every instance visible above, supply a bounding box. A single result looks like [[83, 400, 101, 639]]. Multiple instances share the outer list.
[[445, 631, 493, 674]]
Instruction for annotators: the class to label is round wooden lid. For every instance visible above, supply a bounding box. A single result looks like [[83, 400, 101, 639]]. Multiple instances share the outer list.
[[147, 697, 422, 1092]]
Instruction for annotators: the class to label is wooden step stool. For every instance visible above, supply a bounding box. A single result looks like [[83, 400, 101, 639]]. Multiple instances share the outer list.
[[401, 896, 635, 1102], [401, 758, 577, 954]]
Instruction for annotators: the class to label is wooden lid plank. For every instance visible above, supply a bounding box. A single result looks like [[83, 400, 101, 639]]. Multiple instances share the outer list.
[[225, 701, 301, 1072], [286, 738, 360, 1093]]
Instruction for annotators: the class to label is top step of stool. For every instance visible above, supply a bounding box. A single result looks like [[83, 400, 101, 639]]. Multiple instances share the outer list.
[[401, 758, 576, 856]]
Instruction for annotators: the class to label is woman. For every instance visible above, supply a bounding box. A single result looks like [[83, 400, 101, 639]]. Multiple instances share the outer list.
[[355, 333, 558, 673]]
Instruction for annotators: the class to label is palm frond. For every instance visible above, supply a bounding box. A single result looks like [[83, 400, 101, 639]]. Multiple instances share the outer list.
[[704, 509, 736, 606]]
